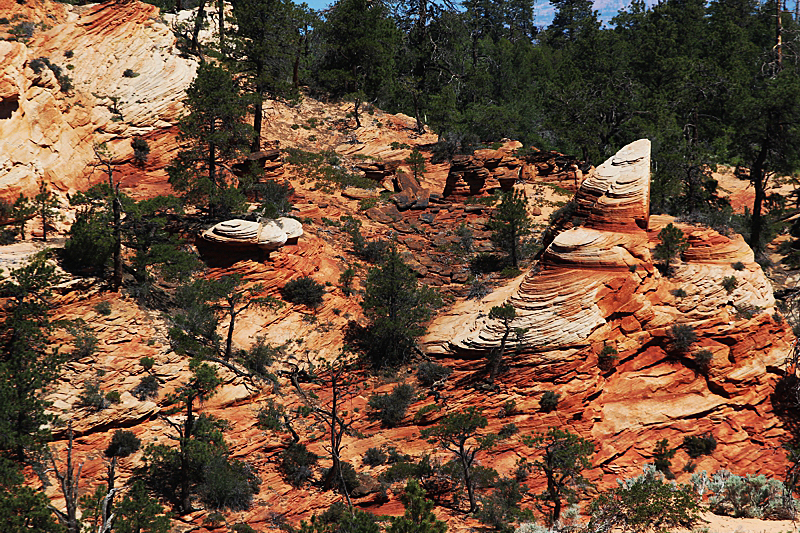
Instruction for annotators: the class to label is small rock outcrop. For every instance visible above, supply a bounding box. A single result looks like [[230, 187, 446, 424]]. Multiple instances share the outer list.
[[201, 217, 303, 251]]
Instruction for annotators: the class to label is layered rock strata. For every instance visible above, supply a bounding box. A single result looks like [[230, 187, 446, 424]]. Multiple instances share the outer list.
[[423, 138, 794, 487], [201, 217, 303, 251]]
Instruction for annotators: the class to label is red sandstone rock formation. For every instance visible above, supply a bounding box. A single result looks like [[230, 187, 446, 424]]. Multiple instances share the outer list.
[[423, 138, 795, 492]]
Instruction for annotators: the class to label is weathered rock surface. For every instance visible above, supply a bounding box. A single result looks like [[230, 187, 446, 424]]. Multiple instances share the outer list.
[[423, 138, 795, 489], [201, 217, 303, 250], [0, 0, 197, 199]]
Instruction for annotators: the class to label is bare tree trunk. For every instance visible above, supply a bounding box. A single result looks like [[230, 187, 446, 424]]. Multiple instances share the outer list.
[[225, 309, 235, 360], [179, 395, 195, 514], [51, 424, 83, 533], [749, 142, 770, 252], [252, 62, 264, 153], [192, 0, 207, 56]]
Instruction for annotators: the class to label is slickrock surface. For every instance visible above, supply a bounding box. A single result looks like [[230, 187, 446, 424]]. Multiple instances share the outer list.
[[0, 0, 196, 199]]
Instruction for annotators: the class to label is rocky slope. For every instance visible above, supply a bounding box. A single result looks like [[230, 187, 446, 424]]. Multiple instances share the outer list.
[[1, 1, 797, 531]]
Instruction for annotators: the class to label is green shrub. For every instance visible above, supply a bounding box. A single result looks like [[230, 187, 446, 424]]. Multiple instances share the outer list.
[[477, 477, 532, 533], [63, 209, 114, 273], [368, 383, 415, 427], [732, 261, 746, 271], [671, 288, 687, 298], [94, 301, 112, 315], [199, 456, 260, 511], [683, 433, 717, 458], [69, 323, 98, 359], [722, 275, 738, 294], [123, 68, 139, 78], [500, 266, 522, 278], [237, 336, 280, 379], [256, 400, 285, 431], [693, 349, 713, 370], [79, 374, 108, 411], [131, 137, 150, 165], [323, 461, 359, 495], [670, 324, 697, 353], [282, 276, 325, 307], [105, 390, 121, 404], [470, 253, 505, 274], [339, 265, 356, 296], [380, 455, 435, 483], [589, 465, 702, 532], [363, 447, 387, 467], [280, 443, 318, 487], [132, 374, 160, 400], [598, 344, 618, 372], [231, 524, 257, 533], [539, 390, 559, 413], [139, 356, 155, 371], [413, 403, 442, 424], [705, 469, 797, 519], [105, 430, 141, 458], [416, 362, 452, 387], [653, 439, 676, 479]]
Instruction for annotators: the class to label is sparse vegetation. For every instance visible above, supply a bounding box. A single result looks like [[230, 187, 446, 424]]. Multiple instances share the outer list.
[[539, 390, 560, 412], [654, 223, 689, 275], [416, 362, 452, 387], [282, 276, 326, 307], [722, 275, 738, 294], [368, 383, 416, 427], [670, 323, 697, 353]]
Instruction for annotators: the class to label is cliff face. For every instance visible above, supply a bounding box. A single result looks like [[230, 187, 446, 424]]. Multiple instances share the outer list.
[[0, 0, 196, 199], [423, 138, 794, 486]]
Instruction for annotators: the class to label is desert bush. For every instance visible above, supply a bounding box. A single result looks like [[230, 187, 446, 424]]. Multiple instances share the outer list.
[[416, 362, 452, 387], [63, 209, 115, 273], [589, 465, 702, 532], [199, 456, 260, 511], [105, 390, 121, 404], [338, 265, 357, 296], [598, 344, 618, 372], [237, 336, 280, 380], [670, 324, 697, 353], [387, 446, 411, 464], [466, 277, 491, 300], [131, 137, 150, 165], [380, 455, 436, 483], [471, 252, 505, 274], [280, 443, 318, 487], [368, 383, 415, 427], [363, 447, 387, 467], [79, 373, 108, 411], [671, 288, 687, 298], [282, 276, 325, 307], [653, 438, 676, 479], [693, 349, 713, 370], [132, 374, 160, 400], [706, 469, 797, 519], [732, 261, 746, 271], [683, 433, 717, 459], [69, 323, 98, 360], [123, 68, 139, 78], [539, 390, 560, 413], [94, 301, 112, 315], [139, 356, 155, 371], [256, 400, 285, 431], [323, 461, 359, 495], [722, 275, 738, 294]]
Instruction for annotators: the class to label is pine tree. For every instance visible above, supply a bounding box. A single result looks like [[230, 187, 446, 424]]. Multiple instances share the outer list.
[[488, 189, 533, 269], [0, 457, 64, 533], [34, 179, 60, 242], [316, 0, 401, 128], [361, 245, 441, 366], [421, 407, 498, 513], [653, 223, 689, 274], [167, 63, 252, 219], [388, 479, 448, 533], [0, 252, 67, 463]]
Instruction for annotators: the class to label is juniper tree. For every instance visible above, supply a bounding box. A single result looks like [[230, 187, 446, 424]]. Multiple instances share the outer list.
[[524, 428, 594, 525], [34, 179, 60, 242], [488, 189, 533, 269], [487, 303, 516, 385], [653, 223, 688, 275], [421, 407, 498, 513]]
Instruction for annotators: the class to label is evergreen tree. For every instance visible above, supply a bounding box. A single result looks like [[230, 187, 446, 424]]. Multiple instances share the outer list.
[[421, 407, 498, 513], [34, 179, 60, 242], [0, 457, 64, 533], [10, 194, 35, 240], [524, 428, 594, 526], [388, 479, 448, 533], [653, 223, 689, 274], [316, 0, 401, 128], [405, 148, 427, 181], [487, 303, 516, 385], [229, 0, 310, 151], [114, 481, 171, 533], [361, 245, 441, 366], [488, 189, 533, 268], [167, 63, 253, 219], [0, 252, 67, 462]]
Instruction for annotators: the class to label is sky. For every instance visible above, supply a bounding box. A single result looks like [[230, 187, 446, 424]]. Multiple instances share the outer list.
[[301, 0, 659, 27]]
